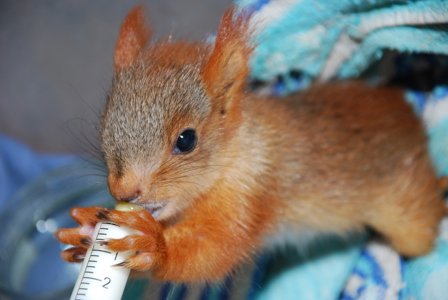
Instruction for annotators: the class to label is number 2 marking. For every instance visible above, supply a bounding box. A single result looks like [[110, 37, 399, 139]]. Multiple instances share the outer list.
[[102, 277, 111, 289]]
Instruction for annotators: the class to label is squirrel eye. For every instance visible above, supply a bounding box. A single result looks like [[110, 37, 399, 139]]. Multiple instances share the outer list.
[[174, 129, 197, 154]]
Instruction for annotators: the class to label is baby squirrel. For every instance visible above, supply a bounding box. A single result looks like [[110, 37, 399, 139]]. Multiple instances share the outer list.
[[56, 5, 446, 283]]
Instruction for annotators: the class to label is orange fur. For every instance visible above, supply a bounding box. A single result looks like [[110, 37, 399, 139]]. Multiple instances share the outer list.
[[114, 5, 152, 72], [56, 5, 446, 284], [202, 8, 252, 115]]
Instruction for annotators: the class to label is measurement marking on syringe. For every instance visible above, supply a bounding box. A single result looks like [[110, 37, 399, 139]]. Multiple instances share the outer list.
[[83, 277, 102, 281], [70, 221, 134, 300], [103, 222, 119, 226], [92, 249, 112, 254]]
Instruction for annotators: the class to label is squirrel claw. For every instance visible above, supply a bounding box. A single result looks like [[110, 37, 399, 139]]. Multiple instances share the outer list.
[[118, 253, 156, 271], [96, 240, 109, 246], [80, 237, 92, 246], [113, 261, 128, 268], [95, 209, 111, 221], [60, 247, 87, 263]]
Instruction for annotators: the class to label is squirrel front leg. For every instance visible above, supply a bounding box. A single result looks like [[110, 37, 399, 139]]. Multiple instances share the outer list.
[[55, 206, 107, 262], [98, 194, 268, 283], [153, 211, 260, 282], [152, 187, 277, 282]]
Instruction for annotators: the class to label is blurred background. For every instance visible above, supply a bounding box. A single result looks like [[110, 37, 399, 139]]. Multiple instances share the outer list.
[[0, 0, 232, 155]]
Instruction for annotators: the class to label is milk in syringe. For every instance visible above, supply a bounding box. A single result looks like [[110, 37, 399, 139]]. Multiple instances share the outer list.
[[70, 202, 142, 300]]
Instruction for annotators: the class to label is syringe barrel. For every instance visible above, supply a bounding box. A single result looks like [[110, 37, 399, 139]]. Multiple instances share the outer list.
[[70, 222, 136, 300]]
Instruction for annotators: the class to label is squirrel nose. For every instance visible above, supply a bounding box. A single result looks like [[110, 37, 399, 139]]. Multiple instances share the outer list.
[[112, 186, 142, 202], [117, 190, 141, 203], [108, 173, 142, 203]]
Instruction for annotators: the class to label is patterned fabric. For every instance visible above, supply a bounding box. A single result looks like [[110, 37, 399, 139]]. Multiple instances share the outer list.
[[407, 87, 448, 177], [342, 220, 448, 300], [236, 0, 448, 94]]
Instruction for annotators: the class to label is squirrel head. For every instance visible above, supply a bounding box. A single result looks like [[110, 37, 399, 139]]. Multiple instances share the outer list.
[[100, 5, 253, 221]]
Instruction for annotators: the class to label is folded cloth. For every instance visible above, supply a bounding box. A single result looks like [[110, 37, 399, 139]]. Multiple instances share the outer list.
[[236, 0, 448, 94], [342, 219, 448, 300], [407, 86, 448, 177]]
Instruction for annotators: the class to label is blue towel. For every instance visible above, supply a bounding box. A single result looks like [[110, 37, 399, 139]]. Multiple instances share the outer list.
[[0, 134, 76, 211]]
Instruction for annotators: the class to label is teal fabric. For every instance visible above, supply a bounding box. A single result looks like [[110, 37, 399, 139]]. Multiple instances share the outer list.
[[406, 87, 448, 177], [236, 0, 448, 93], [401, 230, 448, 300], [258, 236, 364, 300], [429, 119, 448, 177]]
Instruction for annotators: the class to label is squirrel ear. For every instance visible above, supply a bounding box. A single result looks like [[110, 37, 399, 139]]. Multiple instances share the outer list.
[[114, 5, 152, 72], [202, 7, 253, 109]]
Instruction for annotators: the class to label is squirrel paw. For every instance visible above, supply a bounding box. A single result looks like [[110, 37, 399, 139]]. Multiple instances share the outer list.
[[55, 206, 103, 248], [95, 208, 165, 271], [55, 206, 165, 270]]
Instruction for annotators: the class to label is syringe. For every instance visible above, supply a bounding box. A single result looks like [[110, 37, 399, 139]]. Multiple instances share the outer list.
[[70, 202, 143, 300]]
